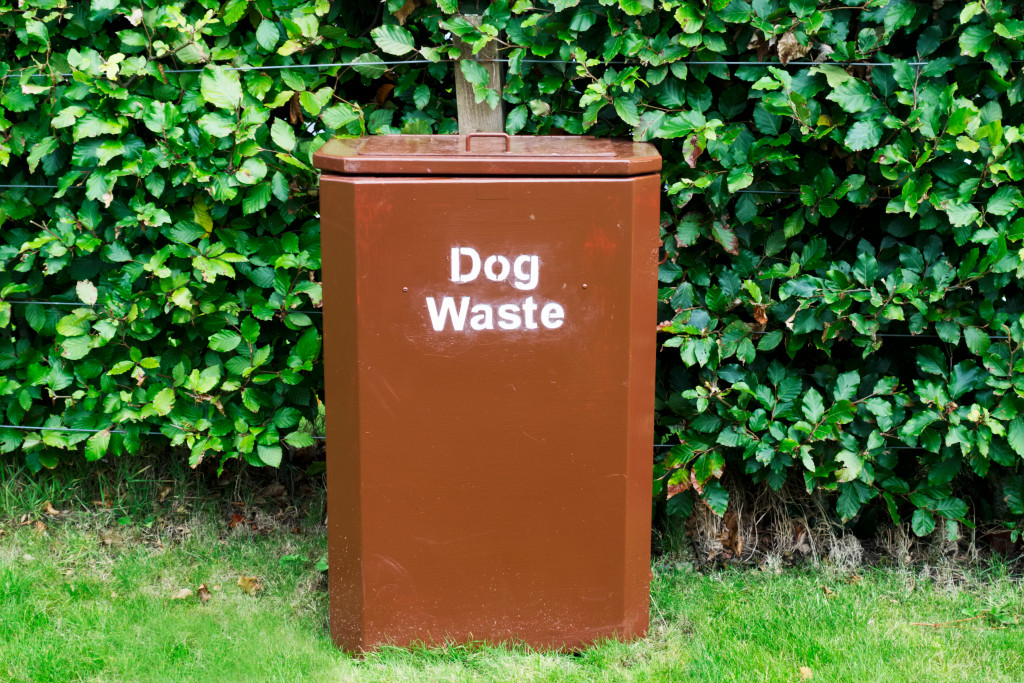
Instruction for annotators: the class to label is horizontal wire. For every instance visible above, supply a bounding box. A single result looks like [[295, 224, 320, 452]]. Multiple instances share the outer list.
[[0, 423, 162, 436], [0, 184, 809, 194], [2, 58, 937, 80], [0, 420, 934, 450], [3, 59, 441, 79], [1, 300, 323, 314], [510, 59, 931, 67], [0, 422, 327, 440], [0, 301, 1009, 340]]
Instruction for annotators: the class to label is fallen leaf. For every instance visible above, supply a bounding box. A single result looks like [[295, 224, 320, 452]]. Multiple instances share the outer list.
[[374, 83, 395, 105], [753, 305, 768, 325], [157, 486, 172, 502], [721, 510, 743, 556], [212, 585, 221, 591], [747, 32, 773, 61], [92, 499, 114, 508], [33, 520, 46, 533], [392, 0, 425, 24], [777, 30, 811, 66], [822, 586, 835, 597], [42, 501, 60, 516], [238, 575, 262, 596], [171, 588, 193, 600], [228, 513, 245, 529], [260, 482, 286, 498], [799, 666, 814, 680], [110, 591, 118, 599], [198, 583, 212, 604], [289, 93, 303, 125]]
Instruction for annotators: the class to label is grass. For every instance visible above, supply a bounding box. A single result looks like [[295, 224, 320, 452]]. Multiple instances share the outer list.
[[1, 460, 1022, 682]]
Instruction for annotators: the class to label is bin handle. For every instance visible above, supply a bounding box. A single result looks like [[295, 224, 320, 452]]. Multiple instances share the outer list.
[[465, 132, 511, 152]]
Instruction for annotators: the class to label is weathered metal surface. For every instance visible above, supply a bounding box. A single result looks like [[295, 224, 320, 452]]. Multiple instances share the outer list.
[[316, 135, 661, 651], [312, 134, 662, 177]]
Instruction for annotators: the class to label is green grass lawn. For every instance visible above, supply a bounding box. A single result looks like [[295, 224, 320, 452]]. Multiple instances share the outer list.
[[0, 467, 1022, 682]]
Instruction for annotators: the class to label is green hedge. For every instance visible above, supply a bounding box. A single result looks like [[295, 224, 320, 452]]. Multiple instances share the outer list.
[[2, 0, 1023, 535]]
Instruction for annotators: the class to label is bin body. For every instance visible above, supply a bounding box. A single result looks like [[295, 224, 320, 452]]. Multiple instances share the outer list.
[[313, 135, 661, 651]]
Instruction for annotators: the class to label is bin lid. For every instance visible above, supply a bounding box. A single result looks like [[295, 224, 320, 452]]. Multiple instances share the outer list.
[[312, 134, 661, 177]]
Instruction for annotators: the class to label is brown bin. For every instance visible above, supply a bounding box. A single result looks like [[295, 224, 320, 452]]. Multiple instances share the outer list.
[[313, 134, 662, 651]]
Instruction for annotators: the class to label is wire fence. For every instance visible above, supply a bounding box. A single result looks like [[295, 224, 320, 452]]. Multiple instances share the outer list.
[[0, 420, 934, 450], [0, 54, 1013, 447], [1, 56, 939, 81], [0, 54, 970, 195]]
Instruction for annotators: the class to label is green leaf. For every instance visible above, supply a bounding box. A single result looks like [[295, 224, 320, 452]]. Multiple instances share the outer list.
[[506, 104, 528, 134], [61, 335, 91, 360], [109, 360, 135, 375], [845, 120, 882, 151], [901, 410, 941, 438], [284, 431, 315, 448], [371, 24, 416, 55], [299, 90, 323, 117], [1007, 417, 1024, 458], [836, 484, 861, 521], [76, 280, 98, 306], [613, 97, 640, 126], [959, 25, 994, 57], [209, 330, 242, 352], [692, 451, 725, 484], [827, 79, 873, 113], [152, 387, 175, 416], [243, 184, 272, 215], [834, 370, 860, 401], [198, 112, 235, 138], [912, 508, 936, 536], [710, 219, 738, 255], [84, 429, 111, 461], [460, 60, 490, 87], [931, 496, 968, 520], [255, 20, 280, 52], [802, 388, 825, 422], [322, 103, 359, 129], [56, 314, 90, 337], [294, 328, 321, 363], [236, 157, 267, 185], [201, 66, 242, 110], [757, 331, 783, 351], [257, 443, 282, 467], [271, 171, 290, 202], [852, 251, 878, 285], [700, 480, 729, 516], [270, 118, 296, 152], [944, 202, 981, 227], [351, 53, 387, 79], [963, 327, 991, 355], [726, 165, 753, 193]]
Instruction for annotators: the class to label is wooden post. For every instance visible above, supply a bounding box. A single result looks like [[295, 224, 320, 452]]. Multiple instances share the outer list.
[[454, 15, 505, 134]]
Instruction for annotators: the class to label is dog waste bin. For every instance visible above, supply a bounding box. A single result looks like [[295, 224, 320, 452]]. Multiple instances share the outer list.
[[313, 134, 662, 651]]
